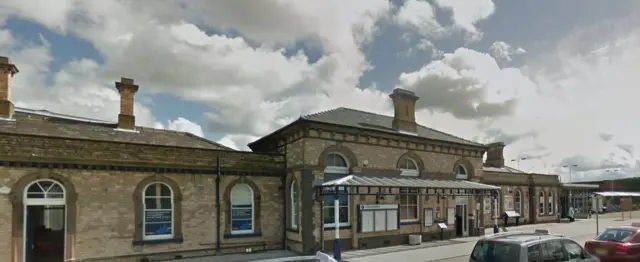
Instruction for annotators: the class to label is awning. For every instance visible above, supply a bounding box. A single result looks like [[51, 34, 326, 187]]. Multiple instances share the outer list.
[[594, 191, 640, 197], [316, 174, 499, 193], [562, 183, 599, 189]]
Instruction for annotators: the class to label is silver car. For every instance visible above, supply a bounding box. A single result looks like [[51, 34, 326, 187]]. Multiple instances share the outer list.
[[469, 229, 600, 262]]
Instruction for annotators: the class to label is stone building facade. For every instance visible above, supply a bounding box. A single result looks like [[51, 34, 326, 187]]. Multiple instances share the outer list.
[[480, 142, 561, 228], [0, 55, 568, 262], [0, 57, 286, 262]]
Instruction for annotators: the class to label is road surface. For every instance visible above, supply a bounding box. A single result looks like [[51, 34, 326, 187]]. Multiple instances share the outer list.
[[344, 211, 640, 262]]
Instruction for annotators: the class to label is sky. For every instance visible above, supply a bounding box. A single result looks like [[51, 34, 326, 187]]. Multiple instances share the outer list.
[[1, 0, 639, 182]]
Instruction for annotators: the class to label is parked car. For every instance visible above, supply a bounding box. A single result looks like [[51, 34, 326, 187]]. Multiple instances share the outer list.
[[470, 229, 598, 261], [584, 223, 640, 262]]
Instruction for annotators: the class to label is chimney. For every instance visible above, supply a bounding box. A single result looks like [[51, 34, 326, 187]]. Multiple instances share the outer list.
[[115, 77, 139, 130], [0, 56, 19, 119], [486, 142, 506, 167], [389, 88, 419, 133]]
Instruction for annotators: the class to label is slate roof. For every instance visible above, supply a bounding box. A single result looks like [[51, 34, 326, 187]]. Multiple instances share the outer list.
[[298, 107, 484, 147], [317, 174, 499, 190], [482, 166, 526, 173], [0, 107, 232, 150]]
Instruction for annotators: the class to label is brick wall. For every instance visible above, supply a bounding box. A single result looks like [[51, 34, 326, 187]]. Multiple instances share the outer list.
[[0, 167, 284, 261]]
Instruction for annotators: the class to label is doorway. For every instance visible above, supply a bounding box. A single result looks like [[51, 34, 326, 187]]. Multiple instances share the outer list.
[[23, 180, 66, 262], [455, 204, 468, 237]]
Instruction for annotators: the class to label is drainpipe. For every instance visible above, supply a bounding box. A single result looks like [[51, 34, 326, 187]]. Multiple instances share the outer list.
[[281, 146, 288, 250], [215, 156, 221, 251]]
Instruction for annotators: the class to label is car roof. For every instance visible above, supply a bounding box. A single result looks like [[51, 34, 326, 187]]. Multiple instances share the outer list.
[[605, 226, 640, 230], [481, 232, 567, 246]]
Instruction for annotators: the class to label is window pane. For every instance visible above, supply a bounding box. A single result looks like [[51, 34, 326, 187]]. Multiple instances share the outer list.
[[27, 193, 44, 198], [338, 207, 349, 223], [46, 192, 64, 199], [145, 184, 157, 197], [39, 181, 54, 191], [160, 198, 172, 209], [408, 195, 417, 205], [231, 219, 253, 231], [160, 184, 171, 197], [49, 184, 64, 194], [407, 159, 417, 170], [326, 153, 347, 167], [231, 184, 252, 205], [323, 207, 335, 224], [27, 184, 44, 193], [144, 222, 172, 236], [562, 240, 585, 259], [144, 198, 157, 209], [339, 195, 349, 206], [457, 165, 466, 175]]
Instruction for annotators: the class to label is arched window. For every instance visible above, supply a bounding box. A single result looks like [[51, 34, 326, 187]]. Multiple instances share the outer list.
[[539, 191, 545, 215], [456, 165, 468, 179], [398, 157, 419, 177], [290, 180, 298, 229], [323, 152, 350, 227], [25, 180, 66, 231], [143, 183, 174, 240], [547, 191, 554, 215], [230, 184, 254, 234], [514, 190, 522, 214], [492, 191, 501, 218], [324, 152, 349, 174]]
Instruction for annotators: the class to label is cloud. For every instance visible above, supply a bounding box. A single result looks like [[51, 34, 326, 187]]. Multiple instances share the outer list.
[[397, 47, 534, 119], [156, 117, 205, 138], [490, 41, 526, 62]]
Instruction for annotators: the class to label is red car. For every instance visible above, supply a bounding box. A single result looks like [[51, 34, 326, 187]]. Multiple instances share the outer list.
[[584, 223, 640, 262]]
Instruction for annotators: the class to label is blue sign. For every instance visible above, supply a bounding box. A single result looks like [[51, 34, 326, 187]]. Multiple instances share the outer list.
[[232, 219, 253, 231], [145, 223, 172, 236], [145, 210, 172, 223]]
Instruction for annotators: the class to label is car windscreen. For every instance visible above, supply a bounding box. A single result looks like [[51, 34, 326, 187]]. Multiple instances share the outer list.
[[596, 229, 636, 242], [470, 240, 521, 262]]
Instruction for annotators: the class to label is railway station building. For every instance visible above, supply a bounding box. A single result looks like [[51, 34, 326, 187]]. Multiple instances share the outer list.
[[0, 56, 562, 262]]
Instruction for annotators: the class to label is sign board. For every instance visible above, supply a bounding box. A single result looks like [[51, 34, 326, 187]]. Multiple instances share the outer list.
[[504, 195, 514, 211], [437, 223, 447, 229], [424, 208, 434, 227], [145, 210, 171, 223], [504, 211, 520, 218], [483, 198, 491, 214], [447, 207, 455, 225], [621, 198, 633, 212], [360, 204, 398, 210]]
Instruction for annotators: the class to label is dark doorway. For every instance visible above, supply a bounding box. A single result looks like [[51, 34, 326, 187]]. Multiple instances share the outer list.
[[25, 205, 65, 262], [455, 205, 463, 237]]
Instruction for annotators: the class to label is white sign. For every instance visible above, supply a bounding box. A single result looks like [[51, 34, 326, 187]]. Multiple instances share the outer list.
[[483, 198, 491, 214], [360, 204, 398, 210], [447, 207, 455, 225], [424, 209, 434, 226]]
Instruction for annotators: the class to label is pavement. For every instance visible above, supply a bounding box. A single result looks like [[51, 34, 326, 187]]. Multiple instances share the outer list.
[[167, 210, 640, 262]]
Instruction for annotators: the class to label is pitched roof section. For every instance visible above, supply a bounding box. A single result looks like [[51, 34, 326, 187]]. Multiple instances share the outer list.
[[482, 166, 526, 173], [301, 107, 484, 147], [0, 108, 233, 150]]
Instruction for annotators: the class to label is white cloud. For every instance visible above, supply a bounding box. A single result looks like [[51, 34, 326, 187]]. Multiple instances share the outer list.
[[156, 117, 205, 138], [490, 41, 526, 62]]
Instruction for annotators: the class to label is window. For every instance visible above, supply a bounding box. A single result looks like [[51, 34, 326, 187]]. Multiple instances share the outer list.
[[359, 205, 398, 232], [399, 188, 418, 222], [323, 153, 350, 227], [562, 239, 587, 260], [290, 180, 298, 229], [547, 192, 553, 215], [143, 183, 174, 240], [527, 244, 541, 262], [492, 191, 501, 218], [539, 191, 545, 215], [324, 152, 349, 174], [540, 240, 567, 261], [456, 165, 468, 179], [483, 197, 491, 215], [230, 184, 254, 234], [514, 190, 522, 214], [596, 228, 635, 242], [398, 157, 419, 176], [471, 240, 520, 262]]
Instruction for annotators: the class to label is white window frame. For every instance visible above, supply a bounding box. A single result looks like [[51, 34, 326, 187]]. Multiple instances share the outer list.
[[514, 190, 522, 214], [548, 192, 554, 215], [399, 158, 419, 177], [290, 180, 298, 229], [230, 184, 255, 235], [456, 165, 468, 180], [399, 188, 419, 222], [142, 182, 174, 241], [539, 191, 545, 215], [323, 152, 351, 228], [492, 191, 501, 218]]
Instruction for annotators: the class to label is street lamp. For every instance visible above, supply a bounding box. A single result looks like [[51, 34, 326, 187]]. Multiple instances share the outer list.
[[562, 165, 578, 207], [511, 157, 528, 170], [605, 169, 622, 192]]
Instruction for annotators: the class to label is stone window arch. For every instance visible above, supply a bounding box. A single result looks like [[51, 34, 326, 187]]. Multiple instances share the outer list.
[[453, 158, 474, 180], [223, 178, 262, 237], [317, 145, 357, 174], [133, 175, 183, 244], [547, 191, 554, 215], [514, 189, 522, 214], [289, 179, 299, 229], [9, 170, 78, 261]]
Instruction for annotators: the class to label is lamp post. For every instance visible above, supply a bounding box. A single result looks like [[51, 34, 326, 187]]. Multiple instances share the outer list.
[[510, 157, 528, 170], [562, 165, 578, 209], [333, 191, 341, 260], [493, 190, 499, 234]]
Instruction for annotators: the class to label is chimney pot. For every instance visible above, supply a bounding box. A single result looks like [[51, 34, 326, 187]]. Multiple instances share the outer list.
[[115, 77, 139, 130], [389, 88, 419, 133], [0, 56, 19, 119], [485, 142, 506, 168]]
